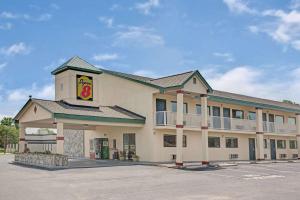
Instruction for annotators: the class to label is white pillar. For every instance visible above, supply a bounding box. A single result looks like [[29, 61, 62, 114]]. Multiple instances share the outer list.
[[256, 108, 264, 160], [176, 90, 184, 166], [201, 94, 209, 164], [56, 122, 64, 154], [18, 124, 25, 153], [296, 114, 300, 159]]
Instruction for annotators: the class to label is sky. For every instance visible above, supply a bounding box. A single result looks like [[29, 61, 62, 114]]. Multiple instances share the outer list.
[[1, 0, 300, 119]]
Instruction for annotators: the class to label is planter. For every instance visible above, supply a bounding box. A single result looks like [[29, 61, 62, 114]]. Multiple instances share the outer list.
[[119, 156, 125, 161], [14, 153, 68, 169], [132, 156, 139, 162]]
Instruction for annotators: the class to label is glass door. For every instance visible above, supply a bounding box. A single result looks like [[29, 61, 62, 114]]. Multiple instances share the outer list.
[[123, 133, 136, 160], [223, 108, 231, 130], [212, 106, 221, 129], [156, 99, 166, 125]]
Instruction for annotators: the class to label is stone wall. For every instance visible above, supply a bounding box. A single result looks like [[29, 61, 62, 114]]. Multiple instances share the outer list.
[[15, 153, 68, 169], [64, 129, 84, 158]]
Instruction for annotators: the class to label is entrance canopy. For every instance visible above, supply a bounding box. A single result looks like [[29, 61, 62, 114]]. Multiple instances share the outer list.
[[14, 98, 145, 129]]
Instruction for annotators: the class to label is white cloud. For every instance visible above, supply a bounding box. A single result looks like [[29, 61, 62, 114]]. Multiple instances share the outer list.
[[213, 52, 235, 62], [0, 62, 7, 70], [0, 11, 52, 21], [223, 0, 257, 14], [0, 42, 31, 56], [93, 53, 119, 61], [83, 32, 98, 40], [113, 26, 164, 47], [133, 70, 159, 78], [99, 17, 114, 28], [135, 0, 160, 15], [248, 25, 259, 34], [8, 84, 55, 101], [0, 22, 12, 30], [203, 66, 300, 103]]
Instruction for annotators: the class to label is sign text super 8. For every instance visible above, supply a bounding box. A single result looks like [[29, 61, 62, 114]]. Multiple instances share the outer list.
[[77, 75, 93, 101]]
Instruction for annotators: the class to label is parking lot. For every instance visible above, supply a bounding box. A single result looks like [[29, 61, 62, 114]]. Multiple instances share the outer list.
[[1, 155, 300, 200]]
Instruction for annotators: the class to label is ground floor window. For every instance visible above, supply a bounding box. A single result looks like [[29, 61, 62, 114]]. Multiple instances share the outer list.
[[277, 140, 286, 149], [208, 137, 220, 148], [226, 137, 238, 148], [163, 134, 187, 147], [289, 140, 297, 149], [264, 139, 268, 149]]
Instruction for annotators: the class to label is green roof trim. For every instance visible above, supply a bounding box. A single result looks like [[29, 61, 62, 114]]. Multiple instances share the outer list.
[[51, 56, 102, 75], [53, 113, 145, 124], [208, 95, 300, 113]]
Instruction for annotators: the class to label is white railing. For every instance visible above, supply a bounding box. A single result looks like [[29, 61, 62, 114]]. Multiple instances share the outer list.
[[209, 116, 256, 132], [155, 112, 297, 134], [155, 111, 202, 128], [263, 121, 296, 134]]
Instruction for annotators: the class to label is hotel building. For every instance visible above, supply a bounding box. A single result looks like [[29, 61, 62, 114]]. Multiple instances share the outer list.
[[14, 56, 300, 165]]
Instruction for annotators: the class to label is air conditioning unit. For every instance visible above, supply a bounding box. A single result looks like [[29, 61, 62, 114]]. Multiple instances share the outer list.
[[229, 154, 239, 159]]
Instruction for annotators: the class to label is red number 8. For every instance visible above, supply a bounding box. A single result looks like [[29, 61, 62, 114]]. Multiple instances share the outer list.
[[81, 85, 91, 98]]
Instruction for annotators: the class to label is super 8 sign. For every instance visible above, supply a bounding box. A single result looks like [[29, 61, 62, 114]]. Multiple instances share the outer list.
[[76, 75, 93, 101]]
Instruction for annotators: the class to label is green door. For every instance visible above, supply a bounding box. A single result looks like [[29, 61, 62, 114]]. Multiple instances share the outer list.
[[100, 138, 109, 159]]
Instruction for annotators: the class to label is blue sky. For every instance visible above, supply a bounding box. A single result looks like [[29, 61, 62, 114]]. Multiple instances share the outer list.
[[1, 0, 300, 119]]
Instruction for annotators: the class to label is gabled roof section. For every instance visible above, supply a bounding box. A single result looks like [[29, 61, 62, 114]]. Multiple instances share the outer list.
[[14, 98, 145, 124], [51, 56, 102, 75], [101, 69, 213, 93]]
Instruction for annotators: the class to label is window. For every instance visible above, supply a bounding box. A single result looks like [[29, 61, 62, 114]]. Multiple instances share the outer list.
[[226, 137, 238, 148], [170, 101, 188, 113], [89, 139, 94, 151], [275, 115, 284, 124], [208, 137, 220, 148], [277, 140, 286, 149], [232, 109, 244, 119], [113, 139, 117, 149], [264, 139, 268, 149], [196, 104, 201, 115], [193, 77, 197, 84], [290, 140, 297, 149], [288, 117, 296, 125], [163, 134, 187, 147], [248, 112, 256, 120], [171, 101, 177, 112]]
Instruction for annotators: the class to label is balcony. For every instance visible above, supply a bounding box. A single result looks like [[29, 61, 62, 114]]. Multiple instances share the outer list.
[[155, 112, 297, 134], [263, 122, 296, 134]]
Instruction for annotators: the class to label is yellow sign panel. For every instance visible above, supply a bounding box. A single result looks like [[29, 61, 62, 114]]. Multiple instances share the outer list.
[[77, 75, 93, 101]]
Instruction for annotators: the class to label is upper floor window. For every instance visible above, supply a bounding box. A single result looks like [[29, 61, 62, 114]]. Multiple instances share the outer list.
[[232, 109, 244, 119], [193, 77, 197, 84], [288, 117, 296, 125], [171, 101, 188, 113], [196, 104, 201, 115], [248, 112, 256, 120], [275, 115, 284, 124]]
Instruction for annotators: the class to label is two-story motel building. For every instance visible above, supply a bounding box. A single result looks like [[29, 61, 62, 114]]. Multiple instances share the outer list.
[[14, 56, 300, 165]]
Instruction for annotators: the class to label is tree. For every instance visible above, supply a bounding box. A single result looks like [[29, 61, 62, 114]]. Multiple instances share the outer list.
[[0, 117, 18, 153]]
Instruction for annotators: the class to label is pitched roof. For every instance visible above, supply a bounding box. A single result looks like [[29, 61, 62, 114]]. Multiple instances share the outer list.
[[209, 90, 300, 113], [14, 98, 145, 124], [150, 71, 194, 88], [51, 56, 102, 75]]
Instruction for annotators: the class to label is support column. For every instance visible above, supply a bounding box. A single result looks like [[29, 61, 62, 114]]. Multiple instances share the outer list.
[[201, 94, 209, 165], [176, 90, 184, 167], [256, 108, 264, 160], [56, 122, 64, 155], [296, 114, 300, 159], [18, 123, 25, 153]]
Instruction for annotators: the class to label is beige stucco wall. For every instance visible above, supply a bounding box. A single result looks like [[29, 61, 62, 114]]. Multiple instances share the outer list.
[[19, 103, 52, 123]]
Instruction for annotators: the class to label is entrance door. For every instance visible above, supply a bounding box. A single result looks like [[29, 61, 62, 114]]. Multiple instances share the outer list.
[[94, 138, 109, 159], [270, 139, 276, 160], [248, 138, 256, 160], [212, 106, 221, 129], [156, 99, 166, 125], [123, 133, 136, 160], [223, 108, 231, 130]]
